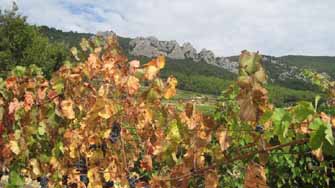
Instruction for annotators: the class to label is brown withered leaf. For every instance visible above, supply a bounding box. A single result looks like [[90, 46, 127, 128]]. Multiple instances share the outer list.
[[215, 128, 230, 152], [237, 94, 257, 122], [140, 155, 153, 171], [170, 165, 190, 188], [244, 162, 268, 188], [150, 176, 170, 188], [205, 169, 219, 188], [312, 148, 324, 161]]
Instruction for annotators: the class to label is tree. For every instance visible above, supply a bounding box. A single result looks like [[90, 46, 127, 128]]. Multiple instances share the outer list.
[[0, 2, 68, 77]]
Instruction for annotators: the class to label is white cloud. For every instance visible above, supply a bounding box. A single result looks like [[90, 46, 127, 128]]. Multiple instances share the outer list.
[[0, 0, 334, 56]]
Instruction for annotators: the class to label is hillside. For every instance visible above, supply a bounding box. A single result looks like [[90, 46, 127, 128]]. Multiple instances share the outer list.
[[38, 26, 329, 105]]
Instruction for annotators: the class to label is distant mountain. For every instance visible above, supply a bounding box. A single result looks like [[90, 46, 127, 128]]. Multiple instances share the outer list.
[[39, 26, 335, 92]]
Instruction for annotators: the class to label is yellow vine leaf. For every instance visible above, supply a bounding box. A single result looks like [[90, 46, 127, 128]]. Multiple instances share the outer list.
[[9, 140, 20, 155], [312, 148, 324, 161], [88, 168, 103, 188], [144, 65, 159, 80], [125, 76, 140, 95], [143, 56, 166, 80], [215, 128, 230, 152], [164, 76, 178, 99], [61, 99, 75, 119], [98, 103, 114, 119], [29, 159, 41, 176]]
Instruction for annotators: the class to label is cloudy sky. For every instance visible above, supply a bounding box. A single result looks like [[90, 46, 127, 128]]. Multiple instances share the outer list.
[[1, 0, 334, 56]]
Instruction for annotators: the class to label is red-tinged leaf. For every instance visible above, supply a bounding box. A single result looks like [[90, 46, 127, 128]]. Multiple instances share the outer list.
[[24, 91, 34, 111], [6, 77, 17, 90], [244, 162, 268, 188], [140, 155, 153, 171], [8, 98, 22, 115], [129, 60, 140, 74]]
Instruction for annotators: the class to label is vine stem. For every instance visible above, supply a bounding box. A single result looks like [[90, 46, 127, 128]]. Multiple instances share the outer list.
[[158, 138, 308, 181]]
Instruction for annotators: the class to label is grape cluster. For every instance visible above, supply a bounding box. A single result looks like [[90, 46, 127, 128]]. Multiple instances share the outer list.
[[103, 181, 114, 188], [109, 122, 121, 143], [37, 176, 48, 188], [80, 174, 89, 186], [127, 176, 138, 188], [62, 175, 68, 186], [255, 125, 264, 134], [75, 157, 89, 186], [89, 143, 107, 150], [75, 157, 88, 174]]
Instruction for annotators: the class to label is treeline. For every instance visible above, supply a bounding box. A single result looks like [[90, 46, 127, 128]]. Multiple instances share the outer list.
[[0, 3, 68, 78], [0, 3, 320, 107]]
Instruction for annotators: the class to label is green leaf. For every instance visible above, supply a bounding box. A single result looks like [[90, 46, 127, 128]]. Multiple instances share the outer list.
[[272, 108, 286, 124], [309, 126, 326, 149], [38, 122, 46, 135], [322, 141, 335, 156], [166, 119, 181, 143], [292, 101, 314, 123], [7, 170, 24, 187], [52, 80, 64, 94], [324, 124, 334, 146], [11, 66, 26, 77], [309, 118, 323, 130]]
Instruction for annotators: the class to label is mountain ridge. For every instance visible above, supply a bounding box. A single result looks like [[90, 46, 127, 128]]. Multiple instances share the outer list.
[[40, 27, 335, 91]]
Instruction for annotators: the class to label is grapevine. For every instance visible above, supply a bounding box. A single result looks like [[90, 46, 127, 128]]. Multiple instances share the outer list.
[[0, 36, 334, 188]]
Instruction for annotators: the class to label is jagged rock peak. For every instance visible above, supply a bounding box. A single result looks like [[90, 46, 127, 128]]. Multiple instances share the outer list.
[[199, 48, 215, 64], [96, 30, 117, 38]]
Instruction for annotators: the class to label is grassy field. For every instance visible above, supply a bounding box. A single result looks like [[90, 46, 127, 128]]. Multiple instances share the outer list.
[[163, 89, 217, 115]]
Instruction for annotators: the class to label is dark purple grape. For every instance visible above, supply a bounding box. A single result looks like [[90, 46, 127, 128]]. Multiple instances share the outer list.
[[103, 181, 114, 188], [38, 176, 48, 188], [68, 183, 78, 188], [75, 157, 87, 174], [89, 144, 98, 150], [80, 174, 89, 186], [62, 175, 68, 185], [127, 176, 137, 188], [255, 124, 264, 134], [109, 122, 121, 143], [101, 142, 107, 155]]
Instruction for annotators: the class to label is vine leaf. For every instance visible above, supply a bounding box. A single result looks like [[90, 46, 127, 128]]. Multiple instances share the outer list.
[[205, 169, 219, 188], [237, 95, 257, 122], [23, 91, 34, 111], [9, 140, 20, 155], [215, 128, 230, 152], [140, 155, 153, 171], [312, 148, 324, 161], [244, 162, 268, 188], [164, 76, 178, 99], [61, 99, 75, 119], [143, 55, 165, 80]]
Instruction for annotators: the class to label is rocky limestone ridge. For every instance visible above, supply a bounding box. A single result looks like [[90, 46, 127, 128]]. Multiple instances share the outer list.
[[128, 36, 240, 72], [99, 31, 328, 82]]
